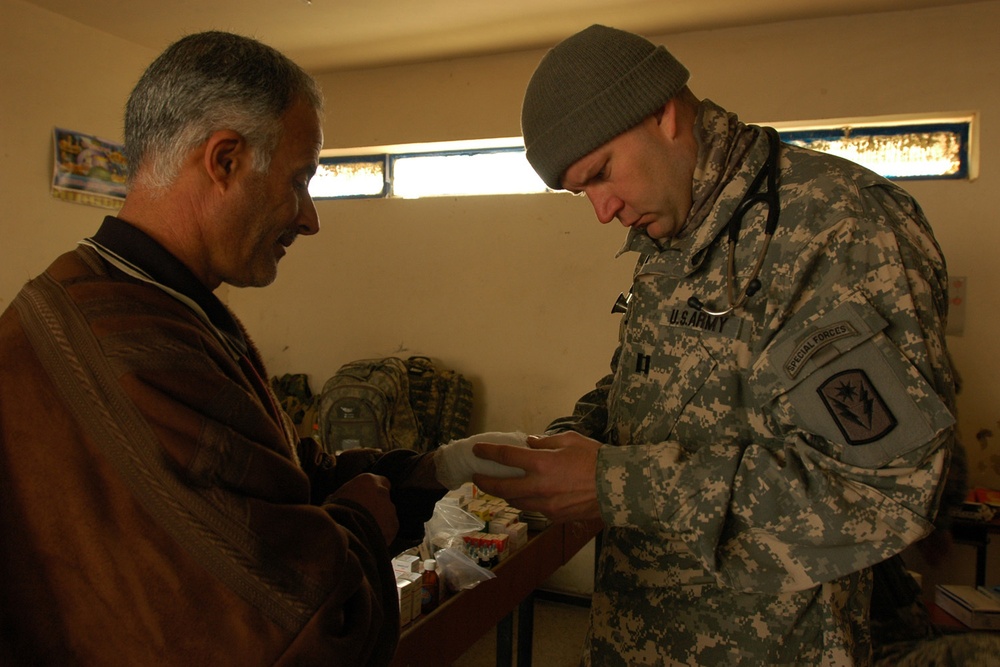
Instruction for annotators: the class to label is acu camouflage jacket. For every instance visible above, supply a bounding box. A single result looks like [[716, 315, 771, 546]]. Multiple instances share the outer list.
[[549, 100, 956, 665]]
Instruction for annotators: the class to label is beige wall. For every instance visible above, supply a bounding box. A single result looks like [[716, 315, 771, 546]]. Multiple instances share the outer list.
[[4, 0, 1000, 595], [1, 0, 155, 304]]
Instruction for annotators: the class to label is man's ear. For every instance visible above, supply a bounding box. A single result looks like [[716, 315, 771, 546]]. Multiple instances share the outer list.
[[203, 130, 247, 189]]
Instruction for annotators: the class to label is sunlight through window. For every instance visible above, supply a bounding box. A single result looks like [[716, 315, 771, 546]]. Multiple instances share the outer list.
[[391, 150, 547, 198], [309, 157, 385, 199], [780, 125, 969, 179], [310, 115, 974, 200]]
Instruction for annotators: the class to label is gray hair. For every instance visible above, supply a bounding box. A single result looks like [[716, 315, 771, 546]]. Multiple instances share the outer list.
[[124, 31, 323, 190]]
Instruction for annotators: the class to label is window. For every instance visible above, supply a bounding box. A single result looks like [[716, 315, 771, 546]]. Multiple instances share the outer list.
[[310, 138, 545, 200], [310, 114, 976, 200], [310, 156, 387, 198], [773, 115, 976, 181], [391, 148, 546, 198]]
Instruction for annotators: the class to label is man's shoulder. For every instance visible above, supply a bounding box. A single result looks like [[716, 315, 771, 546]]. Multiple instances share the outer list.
[[21, 245, 223, 353], [778, 144, 919, 238], [782, 142, 891, 192]]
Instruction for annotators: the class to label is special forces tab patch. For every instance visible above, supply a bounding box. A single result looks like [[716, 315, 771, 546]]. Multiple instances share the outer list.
[[817, 369, 897, 446], [784, 320, 858, 379]]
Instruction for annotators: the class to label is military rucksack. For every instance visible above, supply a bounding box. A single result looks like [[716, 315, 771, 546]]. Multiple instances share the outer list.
[[404, 356, 474, 452], [316, 356, 473, 454], [270, 372, 319, 439], [317, 357, 420, 453]]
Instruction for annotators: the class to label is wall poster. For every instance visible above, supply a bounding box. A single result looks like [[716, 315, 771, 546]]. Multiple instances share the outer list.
[[52, 128, 127, 209]]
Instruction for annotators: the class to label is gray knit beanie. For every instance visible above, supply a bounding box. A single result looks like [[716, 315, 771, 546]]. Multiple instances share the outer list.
[[521, 25, 690, 190]]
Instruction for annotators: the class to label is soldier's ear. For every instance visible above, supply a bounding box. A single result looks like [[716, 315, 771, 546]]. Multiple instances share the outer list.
[[656, 101, 680, 138]]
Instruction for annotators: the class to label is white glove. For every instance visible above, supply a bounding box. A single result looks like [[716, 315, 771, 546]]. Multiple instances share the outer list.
[[435, 431, 528, 490]]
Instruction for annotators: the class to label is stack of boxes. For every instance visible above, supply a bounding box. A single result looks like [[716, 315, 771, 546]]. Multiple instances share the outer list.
[[393, 483, 535, 626], [454, 485, 529, 562], [392, 553, 423, 628]]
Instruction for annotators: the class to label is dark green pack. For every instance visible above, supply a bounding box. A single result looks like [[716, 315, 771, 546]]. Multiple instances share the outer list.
[[405, 356, 474, 451], [270, 373, 319, 439]]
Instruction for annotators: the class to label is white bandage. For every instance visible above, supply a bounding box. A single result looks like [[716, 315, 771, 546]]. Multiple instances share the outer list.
[[435, 431, 528, 490]]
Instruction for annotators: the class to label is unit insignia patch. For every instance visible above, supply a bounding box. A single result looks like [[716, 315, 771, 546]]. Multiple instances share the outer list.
[[817, 369, 897, 445]]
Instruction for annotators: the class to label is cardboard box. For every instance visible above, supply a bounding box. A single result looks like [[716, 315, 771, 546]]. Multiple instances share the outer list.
[[399, 571, 423, 621], [505, 521, 528, 551], [392, 553, 421, 575], [935, 585, 1000, 630], [488, 515, 516, 534], [396, 578, 415, 626]]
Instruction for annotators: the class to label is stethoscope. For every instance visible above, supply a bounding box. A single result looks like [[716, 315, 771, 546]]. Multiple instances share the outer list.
[[684, 126, 782, 317]]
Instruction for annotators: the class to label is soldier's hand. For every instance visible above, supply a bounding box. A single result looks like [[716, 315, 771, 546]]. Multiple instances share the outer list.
[[472, 432, 603, 524]]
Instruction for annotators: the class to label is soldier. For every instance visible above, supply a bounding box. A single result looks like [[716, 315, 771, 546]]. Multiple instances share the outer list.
[[472, 25, 957, 665]]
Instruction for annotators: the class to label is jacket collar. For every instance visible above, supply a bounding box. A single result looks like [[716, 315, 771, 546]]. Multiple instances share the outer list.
[[83, 216, 248, 358], [616, 100, 773, 279]]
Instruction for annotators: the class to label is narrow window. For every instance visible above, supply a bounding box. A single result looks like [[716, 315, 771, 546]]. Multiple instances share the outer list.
[[311, 115, 976, 200], [778, 121, 973, 180], [310, 156, 386, 199], [391, 148, 546, 198]]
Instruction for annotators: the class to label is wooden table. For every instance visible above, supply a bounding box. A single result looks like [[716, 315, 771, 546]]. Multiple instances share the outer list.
[[951, 517, 1000, 587], [390, 520, 601, 667]]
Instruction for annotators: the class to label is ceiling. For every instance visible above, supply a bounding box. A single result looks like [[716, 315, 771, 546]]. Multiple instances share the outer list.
[[23, 0, 985, 72]]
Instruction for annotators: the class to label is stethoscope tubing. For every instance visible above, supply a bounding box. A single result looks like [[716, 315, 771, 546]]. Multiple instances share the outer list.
[[688, 126, 781, 317]]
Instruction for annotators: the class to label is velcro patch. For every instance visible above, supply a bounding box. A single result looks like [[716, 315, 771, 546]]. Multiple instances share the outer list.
[[784, 320, 858, 379], [665, 304, 744, 339], [817, 369, 897, 445]]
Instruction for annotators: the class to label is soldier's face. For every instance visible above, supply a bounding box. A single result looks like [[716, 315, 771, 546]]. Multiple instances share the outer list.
[[561, 111, 696, 240]]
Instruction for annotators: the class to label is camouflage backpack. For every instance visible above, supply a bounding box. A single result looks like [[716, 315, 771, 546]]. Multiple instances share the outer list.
[[404, 356, 474, 452], [316, 356, 474, 454], [270, 373, 320, 439], [317, 357, 421, 453]]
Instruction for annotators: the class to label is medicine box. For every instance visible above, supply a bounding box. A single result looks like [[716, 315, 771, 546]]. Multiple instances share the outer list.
[[935, 584, 1000, 630], [488, 515, 516, 534], [505, 521, 528, 551], [392, 553, 421, 575], [399, 571, 423, 621], [396, 578, 415, 626]]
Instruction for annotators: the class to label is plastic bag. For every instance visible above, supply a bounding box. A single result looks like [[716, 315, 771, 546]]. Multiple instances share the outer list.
[[423, 502, 484, 551], [419, 499, 495, 593], [435, 546, 496, 593]]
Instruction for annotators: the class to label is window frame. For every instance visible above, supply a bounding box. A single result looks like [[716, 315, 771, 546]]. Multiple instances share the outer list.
[[310, 113, 977, 200], [776, 120, 973, 181], [311, 154, 388, 200]]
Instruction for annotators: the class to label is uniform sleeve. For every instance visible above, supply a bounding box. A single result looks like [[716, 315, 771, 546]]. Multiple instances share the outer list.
[[545, 348, 621, 438], [595, 182, 957, 594]]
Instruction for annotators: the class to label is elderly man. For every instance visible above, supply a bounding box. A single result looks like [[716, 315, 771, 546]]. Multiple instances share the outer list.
[[473, 25, 956, 665], [0, 31, 441, 666]]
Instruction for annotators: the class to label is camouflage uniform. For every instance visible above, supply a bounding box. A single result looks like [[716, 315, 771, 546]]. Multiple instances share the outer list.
[[547, 101, 956, 665]]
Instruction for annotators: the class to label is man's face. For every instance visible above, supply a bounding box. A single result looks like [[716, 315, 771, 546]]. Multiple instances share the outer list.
[[561, 111, 696, 241], [221, 98, 323, 288]]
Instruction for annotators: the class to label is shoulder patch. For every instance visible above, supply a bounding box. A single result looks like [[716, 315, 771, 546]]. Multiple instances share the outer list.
[[784, 320, 858, 379], [817, 369, 897, 445]]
